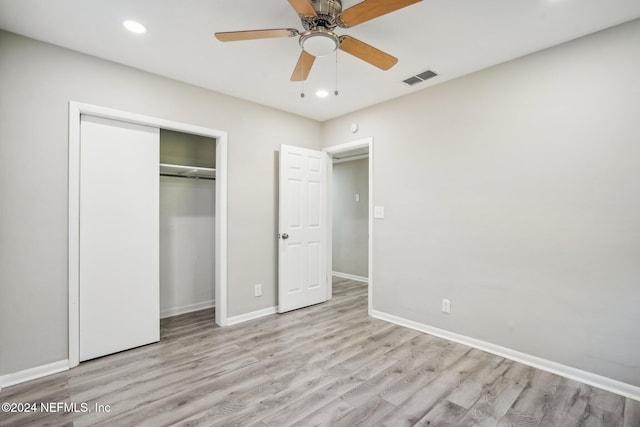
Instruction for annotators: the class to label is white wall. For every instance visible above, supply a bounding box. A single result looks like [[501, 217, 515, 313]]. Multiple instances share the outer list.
[[332, 158, 369, 278], [322, 19, 640, 387], [0, 30, 321, 377], [160, 176, 215, 318]]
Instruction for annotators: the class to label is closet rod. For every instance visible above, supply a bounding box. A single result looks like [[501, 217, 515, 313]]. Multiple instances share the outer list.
[[160, 173, 215, 181]]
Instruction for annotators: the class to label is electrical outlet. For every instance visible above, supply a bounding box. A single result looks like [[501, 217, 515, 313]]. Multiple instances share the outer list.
[[254, 284, 262, 297], [442, 298, 451, 314]]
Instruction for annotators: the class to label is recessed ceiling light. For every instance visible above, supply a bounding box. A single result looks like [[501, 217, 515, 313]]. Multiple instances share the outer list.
[[123, 20, 147, 34], [315, 89, 329, 98]]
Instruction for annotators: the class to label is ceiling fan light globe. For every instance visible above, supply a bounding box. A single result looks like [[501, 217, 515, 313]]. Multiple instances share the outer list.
[[300, 31, 339, 57]]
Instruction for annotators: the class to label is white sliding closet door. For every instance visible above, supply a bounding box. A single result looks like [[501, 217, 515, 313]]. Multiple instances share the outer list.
[[79, 115, 160, 361]]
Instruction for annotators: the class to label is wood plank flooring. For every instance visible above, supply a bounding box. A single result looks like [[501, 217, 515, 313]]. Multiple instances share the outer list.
[[1, 278, 638, 426]]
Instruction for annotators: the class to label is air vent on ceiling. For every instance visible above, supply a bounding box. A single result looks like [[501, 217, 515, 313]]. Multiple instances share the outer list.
[[403, 70, 438, 86]]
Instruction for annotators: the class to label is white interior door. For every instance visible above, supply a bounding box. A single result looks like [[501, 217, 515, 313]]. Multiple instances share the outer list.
[[278, 144, 328, 313], [79, 115, 160, 361]]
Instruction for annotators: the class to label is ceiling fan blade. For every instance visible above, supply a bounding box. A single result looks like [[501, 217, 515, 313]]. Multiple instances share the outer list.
[[340, 0, 422, 27], [287, 0, 317, 16], [215, 28, 299, 42], [339, 36, 398, 70], [291, 50, 316, 81]]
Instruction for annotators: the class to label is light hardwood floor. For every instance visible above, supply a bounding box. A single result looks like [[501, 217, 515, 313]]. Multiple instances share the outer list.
[[1, 278, 638, 426]]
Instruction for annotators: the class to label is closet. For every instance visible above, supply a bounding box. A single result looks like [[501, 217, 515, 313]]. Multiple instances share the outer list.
[[78, 116, 216, 362], [159, 129, 216, 319]]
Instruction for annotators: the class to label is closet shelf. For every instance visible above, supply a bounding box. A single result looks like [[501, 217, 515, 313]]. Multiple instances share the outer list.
[[160, 163, 216, 180]]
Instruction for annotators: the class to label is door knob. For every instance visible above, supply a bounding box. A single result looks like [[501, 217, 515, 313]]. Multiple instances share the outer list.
[[281, 233, 289, 240]]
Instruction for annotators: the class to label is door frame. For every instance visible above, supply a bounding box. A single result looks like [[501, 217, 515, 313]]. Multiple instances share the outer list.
[[324, 137, 373, 315], [68, 101, 228, 368]]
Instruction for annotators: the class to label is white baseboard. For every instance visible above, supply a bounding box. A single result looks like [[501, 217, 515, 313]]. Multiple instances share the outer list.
[[0, 360, 69, 389], [332, 271, 368, 283], [371, 310, 640, 401], [226, 306, 278, 326], [160, 299, 215, 319]]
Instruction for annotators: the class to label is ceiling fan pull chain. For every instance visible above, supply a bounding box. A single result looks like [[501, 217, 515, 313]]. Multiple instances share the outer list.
[[334, 49, 339, 96], [301, 52, 306, 98]]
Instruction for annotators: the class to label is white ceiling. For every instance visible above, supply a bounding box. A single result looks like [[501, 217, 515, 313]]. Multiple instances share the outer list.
[[1, 0, 639, 122]]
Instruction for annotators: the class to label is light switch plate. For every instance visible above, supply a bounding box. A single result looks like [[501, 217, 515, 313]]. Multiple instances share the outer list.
[[374, 206, 385, 219]]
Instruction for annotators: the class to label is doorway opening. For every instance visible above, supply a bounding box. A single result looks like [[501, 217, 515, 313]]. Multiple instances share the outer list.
[[159, 130, 216, 319], [324, 138, 373, 315]]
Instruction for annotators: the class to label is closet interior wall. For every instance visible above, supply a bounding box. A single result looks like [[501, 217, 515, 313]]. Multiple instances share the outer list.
[[159, 129, 216, 318]]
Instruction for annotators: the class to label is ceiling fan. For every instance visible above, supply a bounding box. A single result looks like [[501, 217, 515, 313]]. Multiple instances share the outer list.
[[214, 0, 422, 81]]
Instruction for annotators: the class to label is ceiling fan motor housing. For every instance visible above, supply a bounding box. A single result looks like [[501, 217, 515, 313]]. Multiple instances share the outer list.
[[299, 0, 344, 56], [302, 0, 343, 30]]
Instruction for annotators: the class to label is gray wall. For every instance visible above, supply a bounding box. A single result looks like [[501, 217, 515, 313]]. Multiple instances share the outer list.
[[332, 158, 369, 278], [322, 20, 640, 386], [0, 30, 320, 376]]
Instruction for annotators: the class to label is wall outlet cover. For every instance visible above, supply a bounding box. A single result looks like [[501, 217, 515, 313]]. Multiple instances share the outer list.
[[442, 298, 451, 314]]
